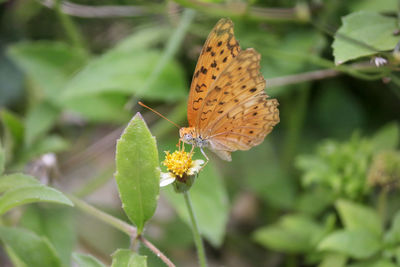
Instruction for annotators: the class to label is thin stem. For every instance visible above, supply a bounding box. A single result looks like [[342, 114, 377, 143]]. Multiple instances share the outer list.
[[378, 187, 388, 226], [69, 195, 176, 266], [139, 235, 176, 267], [68, 194, 136, 236], [183, 191, 207, 267], [54, 0, 87, 51]]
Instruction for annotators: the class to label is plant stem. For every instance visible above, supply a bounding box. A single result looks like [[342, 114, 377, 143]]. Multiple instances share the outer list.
[[68, 194, 136, 236], [69, 194, 176, 266], [378, 187, 388, 225], [54, 0, 87, 51], [183, 191, 207, 267]]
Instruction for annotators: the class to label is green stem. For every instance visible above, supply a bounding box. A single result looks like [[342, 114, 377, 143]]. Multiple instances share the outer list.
[[183, 191, 207, 267], [54, 0, 87, 51], [378, 187, 388, 225], [68, 194, 136, 236]]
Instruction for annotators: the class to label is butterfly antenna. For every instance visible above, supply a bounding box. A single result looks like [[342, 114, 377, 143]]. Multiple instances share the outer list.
[[138, 102, 181, 129]]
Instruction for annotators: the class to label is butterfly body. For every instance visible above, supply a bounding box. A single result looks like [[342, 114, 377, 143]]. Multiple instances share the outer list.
[[181, 18, 280, 162]]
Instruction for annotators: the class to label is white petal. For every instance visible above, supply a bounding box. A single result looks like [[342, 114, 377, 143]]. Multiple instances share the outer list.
[[160, 172, 176, 187], [187, 159, 205, 175]]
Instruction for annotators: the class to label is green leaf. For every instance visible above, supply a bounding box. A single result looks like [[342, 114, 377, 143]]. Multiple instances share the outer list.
[[336, 199, 382, 237], [21, 135, 69, 164], [163, 161, 229, 247], [0, 173, 40, 193], [371, 122, 399, 152], [253, 215, 324, 253], [20, 206, 76, 266], [7, 41, 87, 100], [349, 0, 397, 13], [0, 226, 62, 267], [0, 139, 4, 175], [386, 210, 400, 243], [115, 113, 159, 233], [112, 249, 147, 267], [61, 48, 186, 102], [1, 110, 24, 163], [24, 101, 60, 146], [0, 184, 73, 215], [5, 245, 28, 267], [318, 229, 381, 259], [348, 260, 397, 267], [318, 253, 347, 267], [73, 253, 106, 267], [332, 11, 399, 64]]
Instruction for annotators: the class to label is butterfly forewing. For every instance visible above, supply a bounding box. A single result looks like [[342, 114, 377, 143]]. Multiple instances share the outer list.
[[187, 18, 241, 126]]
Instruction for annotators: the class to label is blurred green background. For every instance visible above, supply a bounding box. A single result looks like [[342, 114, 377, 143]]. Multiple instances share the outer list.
[[0, 0, 400, 266]]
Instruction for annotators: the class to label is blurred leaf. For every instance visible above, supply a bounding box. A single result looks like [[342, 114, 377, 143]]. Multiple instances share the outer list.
[[385, 210, 400, 243], [349, 0, 397, 12], [0, 226, 62, 267], [318, 229, 381, 259], [73, 253, 106, 267], [0, 51, 24, 107], [7, 41, 87, 100], [371, 122, 399, 152], [333, 11, 399, 64], [348, 260, 397, 267], [318, 252, 347, 267], [115, 113, 159, 233], [20, 206, 76, 266], [62, 49, 186, 102], [0, 173, 40, 193], [296, 188, 334, 216], [62, 93, 130, 123], [24, 101, 60, 146], [1, 110, 24, 153], [164, 161, 229, 247], [4, 245, 28, 267], [336, 199, 382, 237], [0, 139, 4, 175], [21, 135, 69, 164], [253, 214, 324, 253], [111, 249, 147, 267], [0, 184, 73, 215]]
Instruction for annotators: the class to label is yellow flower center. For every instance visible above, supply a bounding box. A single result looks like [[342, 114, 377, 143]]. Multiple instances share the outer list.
[[162, 150, 193, 178]]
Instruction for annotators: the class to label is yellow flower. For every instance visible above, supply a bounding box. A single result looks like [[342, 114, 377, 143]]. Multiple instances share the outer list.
[[160, 150, 204, 187]]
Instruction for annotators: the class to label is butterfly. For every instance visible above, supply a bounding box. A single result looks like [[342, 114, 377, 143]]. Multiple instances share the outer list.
[[179, 18, 280, 161]]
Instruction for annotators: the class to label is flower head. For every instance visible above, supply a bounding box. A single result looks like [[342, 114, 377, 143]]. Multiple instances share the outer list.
[[160, 149, 204, 189]]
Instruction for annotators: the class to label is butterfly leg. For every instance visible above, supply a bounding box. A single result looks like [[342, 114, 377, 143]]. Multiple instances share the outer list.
[[200, 147, 209, 169]]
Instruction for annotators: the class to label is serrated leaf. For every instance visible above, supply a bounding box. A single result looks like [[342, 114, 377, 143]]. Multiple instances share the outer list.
[[0, 173, 40, 193], [371, 122, 399, 152], [24, 101, 60, 146], [0, 226, 62, 267], [73, 253, 106, 267], [0, 184, 73, 215], [163, 161, 229, 247], [336, 199, 382, 237], [112, 249, 147, 267], [115, 113, 159, 233], [333, 11, 399, 64], [318, 229, 381, 259]]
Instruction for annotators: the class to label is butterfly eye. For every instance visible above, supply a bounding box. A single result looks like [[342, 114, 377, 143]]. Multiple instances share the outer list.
[[184, 134, 193, 142]]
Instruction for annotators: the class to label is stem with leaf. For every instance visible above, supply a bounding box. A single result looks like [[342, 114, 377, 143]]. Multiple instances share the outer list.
[[183, 190, 207, 267]]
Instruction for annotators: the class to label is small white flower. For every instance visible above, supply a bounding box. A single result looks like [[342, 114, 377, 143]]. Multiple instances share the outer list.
[[159, 158, 205, 187], [372, 57, 388, 67]]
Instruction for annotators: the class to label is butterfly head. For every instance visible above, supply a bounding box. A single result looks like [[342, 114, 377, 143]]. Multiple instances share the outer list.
[[179, 127, 196, 145]]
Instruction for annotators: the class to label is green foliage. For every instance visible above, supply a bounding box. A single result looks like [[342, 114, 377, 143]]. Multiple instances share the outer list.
[[73, 253, 106, 267], [0, 140, 4, 175], [112, 249, 147, 267], [164, 161, 229, 247], [253, 214, 325, 253], [333, 11, 399, 64], [115, 113, 159, 233], [0, 226, 62, 267]]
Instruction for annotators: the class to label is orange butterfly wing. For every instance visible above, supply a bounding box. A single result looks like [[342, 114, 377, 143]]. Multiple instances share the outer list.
[[195, 49, 279, 161], [187, 18, 241, 127]]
